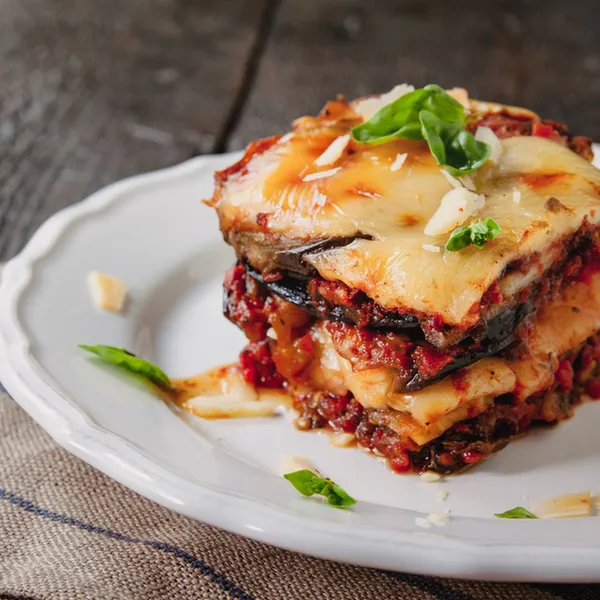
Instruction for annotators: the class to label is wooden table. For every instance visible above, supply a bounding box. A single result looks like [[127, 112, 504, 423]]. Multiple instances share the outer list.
[[2, 0, 599, 260]]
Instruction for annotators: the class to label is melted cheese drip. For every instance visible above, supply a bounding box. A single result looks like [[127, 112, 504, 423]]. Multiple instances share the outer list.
[[215, 125, 600, 325], [172, 365, 290, 419]]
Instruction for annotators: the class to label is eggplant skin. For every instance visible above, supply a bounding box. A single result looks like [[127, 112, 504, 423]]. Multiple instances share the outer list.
[[247, 264, 533, 389], [247, 266, 420, 331]]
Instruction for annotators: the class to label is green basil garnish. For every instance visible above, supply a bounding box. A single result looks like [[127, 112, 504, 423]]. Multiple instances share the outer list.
[[284, 469, 356, 508], [351, 84, 491, 175], [445, 217, 501, 252], [79, 344, 171, 388], [494, 507, 538, 519]]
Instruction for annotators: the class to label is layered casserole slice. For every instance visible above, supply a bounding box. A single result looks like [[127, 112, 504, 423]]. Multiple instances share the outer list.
[[208, 84, 600, 474]]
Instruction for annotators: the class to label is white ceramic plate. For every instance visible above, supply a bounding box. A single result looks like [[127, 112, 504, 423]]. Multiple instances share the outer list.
[[2, 151, 600, 582]]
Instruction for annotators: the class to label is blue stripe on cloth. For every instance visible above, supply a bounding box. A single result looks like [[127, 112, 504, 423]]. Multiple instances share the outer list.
[[0, 488, 254, 600], [386, 571, 478, 600]]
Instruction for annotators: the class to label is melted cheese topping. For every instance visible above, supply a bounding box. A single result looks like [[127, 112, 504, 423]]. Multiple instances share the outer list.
[[214, 118, 600, 325]]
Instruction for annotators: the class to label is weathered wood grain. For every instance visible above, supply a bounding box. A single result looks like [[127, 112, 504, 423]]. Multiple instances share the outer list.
[[231, 0, 600, 149], [0, 0, 267, 259]]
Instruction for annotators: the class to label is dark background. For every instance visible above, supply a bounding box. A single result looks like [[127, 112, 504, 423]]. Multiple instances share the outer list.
[[2, 0, 598, 260]]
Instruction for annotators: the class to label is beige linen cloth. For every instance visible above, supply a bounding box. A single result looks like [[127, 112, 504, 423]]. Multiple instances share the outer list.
[[0, 392, 596, 599]]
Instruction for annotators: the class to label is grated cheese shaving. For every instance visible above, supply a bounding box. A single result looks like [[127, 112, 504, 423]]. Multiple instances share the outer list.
[[390, 153, 408, 172], [534, 491, 591, 519], [475, 126, 503, 163], [422, 243, 441, 253], [424, 188, 485, 236], [420, 471, 442, 482], [280, 454, 319, 476], [354, 84, 415, 120], [427, 512, 451, 527], [278, 132, 294, 145], [415, 517, 432, 529], [328, 432, 355, 448], [416, 511, 452, 529], [440, 169, 463, 189], [314, 134, 350, 167], [436, 490, 449, 503], [87, 271, 128, 313], [266, 327, 278, 340], [513, 189, 522, 204], [302, 167, 342, 182], [458, 175, 476, 191]]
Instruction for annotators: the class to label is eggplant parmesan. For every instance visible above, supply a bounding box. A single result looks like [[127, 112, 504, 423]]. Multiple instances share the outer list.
[[208, 84, 600, 474]]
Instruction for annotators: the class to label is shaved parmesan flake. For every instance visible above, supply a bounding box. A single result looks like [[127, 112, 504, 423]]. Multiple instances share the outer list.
[[87, 271, 127, 313], [302, 167, 341, 182], [415, 517, 432, 529], [437, 490, 449, 503], [535, 491, 591, 519], [416, 511, 452, 529], [475, 126, 503, 163], [424, 188, 485, 236], [420, 471, 442, 482], [354, 83, 415, 120], [280, 454, 319, 476], [390, 153, 407, 172], [458, 175, 476, 191], [266, 327, 278, 340], [278, 132, 294, 145], [422, 243, 441, 253], [513, 189, 522, 204], [440, 169, 462, 189], [314, 134, 350, 167], [328, 432, 355, 448], [427, 512, 451, 527]]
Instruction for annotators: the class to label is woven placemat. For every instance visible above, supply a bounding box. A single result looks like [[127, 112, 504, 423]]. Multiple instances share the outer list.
[[0, 392, 595, 600]]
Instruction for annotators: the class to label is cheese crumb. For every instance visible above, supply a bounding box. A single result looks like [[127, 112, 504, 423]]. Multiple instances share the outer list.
[[302, 167, 341, 182], [416, 511, 452, 529], [328, 432, 355, 448], [440, 169, 462, 189], [475, 126, 503, 163], [458, 175, 476, 191], [424, 188, 485, 236], [280, 454, 318, 476], [436, 490, 449, 503], [278, 132, 294, 145], [314, 134, 350, 167], [534, 491, 591, 519], [422, 244, 441, 253], [427, 512, 451, 527], [420, 471, 442, 482], [390, 153, 408, 172], [513, 189, 522, 204], [266, 327, 278, 340], [354, 84, 415, 120], [415, 517, 432, 529], [87, 271, 127, 313]]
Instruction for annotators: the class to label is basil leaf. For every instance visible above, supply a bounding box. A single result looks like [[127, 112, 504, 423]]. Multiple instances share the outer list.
[[419, 110, 463, 168], [79, 344, 171, 388], [494, 507, 538, 519], [445, 130, 492, 175], [351, 84, 492, 174], [284, 469, 356, 508], [445, 217, 500, 252]]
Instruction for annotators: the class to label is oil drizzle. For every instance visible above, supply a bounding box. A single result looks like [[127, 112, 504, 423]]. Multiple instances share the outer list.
[[170, 364, 290, 419]]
